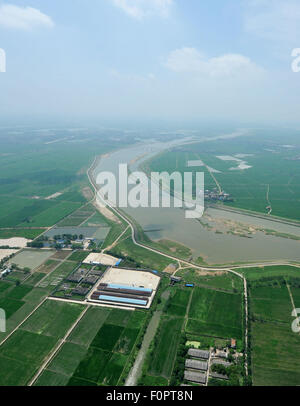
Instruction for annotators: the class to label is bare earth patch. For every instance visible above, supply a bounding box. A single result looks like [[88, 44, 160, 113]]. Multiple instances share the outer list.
[[45, 192, 63, 200], [0, 249, 19, 261], [94, 202, 121, 224], [82, 187, 94, 200], [163, 263, 177, 274], [0, 237, 30, 248], [195, 269, 225, 276]]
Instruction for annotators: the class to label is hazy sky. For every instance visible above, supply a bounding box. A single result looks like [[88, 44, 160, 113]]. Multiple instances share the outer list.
[[0, 0, 300, 124]]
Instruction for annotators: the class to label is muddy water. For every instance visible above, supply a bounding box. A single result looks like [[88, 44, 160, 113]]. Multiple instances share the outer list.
[[93, 139, 300, 265]]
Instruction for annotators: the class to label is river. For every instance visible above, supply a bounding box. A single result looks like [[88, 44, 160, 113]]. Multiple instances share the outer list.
[[93, 137, 300, 265]]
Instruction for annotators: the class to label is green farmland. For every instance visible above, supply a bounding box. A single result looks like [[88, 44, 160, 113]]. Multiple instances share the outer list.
[[146, 132, 300, 222], [33, 307, 148, 386], [139, 281, 245, 386], [248, 278, 300, 386], [0, 300, 85, 386], [187, 286, 243, 340]]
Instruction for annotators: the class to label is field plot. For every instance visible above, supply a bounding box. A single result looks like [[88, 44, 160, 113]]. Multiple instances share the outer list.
[[68, 306, 111, 347], [249, 280, 300, 385], [178, 269, 243, 293], [164, 288, 191, 317], [33, 307, 147, 386], [35, 259, 61, 274], [148, 316, 184, 379], [139, 287, 188, 385], [56, 205, 96, 227], [0, 283, 34, 319], [0, 228, 44, 240], [250, 286, 291, 323], [187, 287, 243, 339], [65, 308, 147, 386], [0, 280, 51, 343], [81, 211, 109, 227], [37, 261, 77, 288], [110, 229, 171, 271], [0, 198, 55, 228], [251, 321, 300, 386], [239, 265, 300, 281], [21, 300, 84, 338], [11, 249, 54, 270], [50, 250, 71, 260], [0, 300, 84, 386], [68, 250, 89, 263], [146, 134, 300, 221], [19, 201, 82, 228]]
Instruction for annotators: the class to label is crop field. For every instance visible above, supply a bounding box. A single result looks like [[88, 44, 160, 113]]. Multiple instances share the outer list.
[[24, 272, 45, 286], [249, 278, 300, 386], [0, 127, 128, 234], [187, 286, 243, 339], [81, 211, 109, 227], [50, 250, 71, 260], [11, 249, 54, 270], [140, 282, 245, 385], [251, 319, 300, 385], [139, 287, 188, 384], [110, 228, 171, 271], [35, 259, 61, 274], [177, 269, 243, 293], [290, 287, 300, 308], [239, 265, 300, 281], [0, 282, 37, 321], [33, 307, 148, 386], [0, 279, 52, 343], [22, 300, 84, 338], [148, 316, 184, 379], [164, 288, 191, 317], [0, 300, 84, 386], [250, 285, 292, 322], [0, 228, 45, 240], [146, 132, 300, 221], [68, 250, 89, 262], [37, 260, 78, 288], [56, 205, 96, 227]]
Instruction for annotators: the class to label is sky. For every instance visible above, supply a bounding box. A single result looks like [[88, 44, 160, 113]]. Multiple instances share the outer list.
[[0, 0, 300, 125]]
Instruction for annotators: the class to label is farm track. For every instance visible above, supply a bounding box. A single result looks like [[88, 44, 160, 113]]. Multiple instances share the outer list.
[[0, 297, 47, 346], [28, 304, 90, 386]]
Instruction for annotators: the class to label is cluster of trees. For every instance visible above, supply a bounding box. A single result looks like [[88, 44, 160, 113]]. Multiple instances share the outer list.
[[170, 334, 188, 386], [106, 250, 142, 269], [53, 234, 84, 241], [0, 252, 15, 268], [249, 275, 290, 289], [211, 361, 242, 386], [27, 241, 44, 248], [27, 233, 86, 250]]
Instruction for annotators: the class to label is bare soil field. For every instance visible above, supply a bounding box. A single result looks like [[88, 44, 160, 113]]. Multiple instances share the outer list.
[[0, 237, 31, 248], [0, 249, 19, 261]]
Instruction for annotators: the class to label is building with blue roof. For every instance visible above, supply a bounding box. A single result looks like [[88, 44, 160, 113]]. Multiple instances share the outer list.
[[98, 295, 147, 306]]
